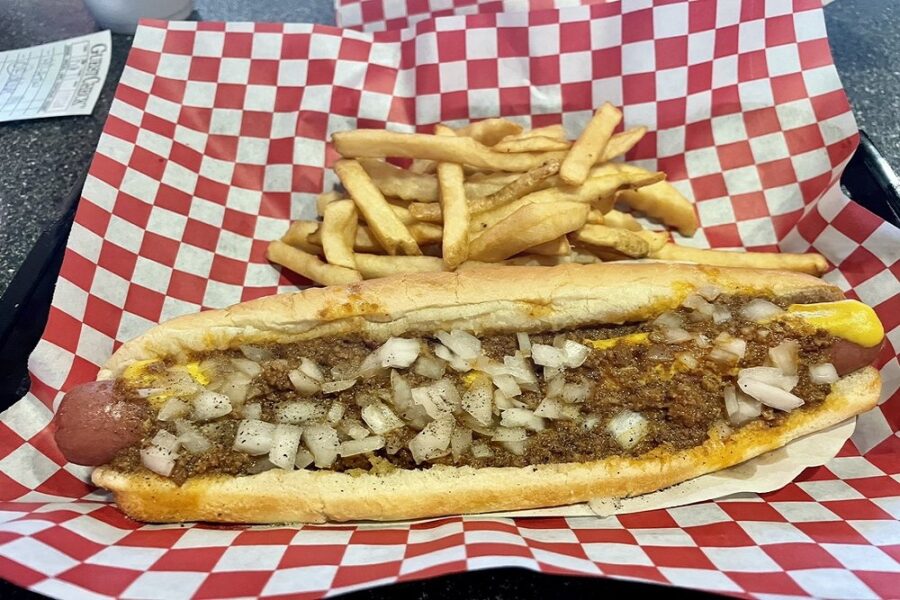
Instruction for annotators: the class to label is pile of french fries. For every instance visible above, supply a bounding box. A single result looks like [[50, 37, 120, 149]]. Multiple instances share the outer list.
[[268, 103, 827, 285]]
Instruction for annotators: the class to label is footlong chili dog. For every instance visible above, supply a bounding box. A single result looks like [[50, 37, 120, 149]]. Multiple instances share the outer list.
[[53, 264, 883, 523]]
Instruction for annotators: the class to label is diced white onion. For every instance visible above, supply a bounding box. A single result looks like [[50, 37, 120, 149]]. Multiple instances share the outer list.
[[338, 419, 371, 441], [361, 402, 405, 434], [738, 378, 804, 411], [501, 441, 526, 455], [553, 334, 566, 348], [607, 410, 649, 450], [647, 345, 673, 362], [303, 424, 340, 468], [326, 402, 346, 425], [141, 445, 177, 477], [740, 299, 784, 322], [582, 415, 601, 430], [675, 352, 699, 370], [242, 402, 262, 420], [664, 327, 693, 344], [298, 358, 325, 382], [381, 337, 422, 368], [389, 370, 412, 411], [269, 424, 303, 470], [768, 340, 799, 376], [357, 352, 383, 378], [414, 355, 446, 380], [218, 377, 250, 406], [152, 429, 181, 453], [158, 397, 191, 422], [247, 458, 276, 475], [401, 405, 431, 432], [321, 378, 357, 394], [712, 305, 732, 324], [339, 435, 385, 457], [503, 354, 538, 385], [531, 344, 566, 368], [711, 420, 733, 440], [562, 340, 590, 368], [534, 397, 564, 419], [809, 363, 840, 385], [491, 426, 528, 442], [461, 376, 493, 426], [434, 343, 473, 372], [694, 333, 711, 348], [709, 333, 746, 364], [240, 345, 272, 362], [408, 416, 454, 464], [546, 375, 565, 399], [738, 367, 799, 391], [436, 330, 481, 360], [697, 285, 722, 301], [288, 369, 321, 395], [562, 381, 592, 404], [233, 419, 276, 455], [174, 420, 210, 454], [450, 427, 473, 460], [653, 311, 683, 329], [723, 385, 762, 426], [276, 401, 326, 424], [230, 357, 262, 378], [683, 293, 714, 316], [295, 448, 314, 469], [492, 374, 522, 398], [517, 333, 532, 355], [500, 408, 545, 431], [471, 441, 493, 458], [135, 387, 163, 399], [411, 378, 460, 420], [192, 391, 233, 421], [493, 389, 525, 411]]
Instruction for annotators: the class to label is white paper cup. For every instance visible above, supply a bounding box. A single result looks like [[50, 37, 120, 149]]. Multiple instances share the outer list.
[[83, 0, 194, 34]]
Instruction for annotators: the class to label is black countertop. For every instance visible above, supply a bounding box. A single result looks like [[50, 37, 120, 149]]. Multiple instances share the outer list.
[[0, 0, 898, 297]]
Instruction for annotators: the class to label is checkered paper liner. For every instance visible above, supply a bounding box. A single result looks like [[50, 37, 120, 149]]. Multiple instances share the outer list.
[[1, 0, 899, 597]]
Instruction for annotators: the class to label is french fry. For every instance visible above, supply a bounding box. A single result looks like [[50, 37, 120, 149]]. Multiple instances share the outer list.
[[358, 159, 439, 202], [267, 240, 362, 286], [599, 127, 647, 162], [334, 159, 421, 256], [434, 125, 470, 268], [316, 191, 344, 217], [470, 171, 665, 233], [635, 230, 669, 252], [409, 202, 443, 223], [409, 222, 444, 245], [320, 200, 358, 269], [493, 137, 571, 153], [457, 251, 600, 271], [650, 244, 828, 275], [527, 235, 571, 257], [409, 158, 436, 174], [570, 224, 650, 258], [503, 124, 567, 142], [469, 202, 589, 262], [478, 159, 561, 212], [333, 130, 567, 172], [354, 254, 444, 279], [560, 102, 622, 185], [593, 163, 698, 236], [455, 118, 523, 146], [282, 221, 323, 255], [602, 209, 643, 231]]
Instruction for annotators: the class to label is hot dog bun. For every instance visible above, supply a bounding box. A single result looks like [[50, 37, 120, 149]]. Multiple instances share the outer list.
[[86, 264, 879, 523]]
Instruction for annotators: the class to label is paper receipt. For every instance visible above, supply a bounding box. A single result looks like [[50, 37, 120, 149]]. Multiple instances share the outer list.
[[0, 30, 111, 123]]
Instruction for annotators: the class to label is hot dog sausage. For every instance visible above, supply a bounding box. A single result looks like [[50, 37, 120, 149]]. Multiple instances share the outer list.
[[53, 381, 148, 466], [830, 338, 883, 376]]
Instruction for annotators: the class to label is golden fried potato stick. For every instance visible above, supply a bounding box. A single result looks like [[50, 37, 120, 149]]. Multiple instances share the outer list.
[[310, 225, 379, 254], [599, 127, 647, 162], [409, 158, 437, 174], [409, 222, 443, 245], [635, 230, 669, 252], [560, 102, 623, 185], [457, 251, 600, 271], [454, 118, 523, 146], [493, 137, 571, 153], [332, 130, 566, 172], [469, 171, 665, 233], [267, 240, 362, 285], [478, 159, 561, 212], [506, 124, 567, 142], [282, 221, 324, 255], [354, 254, 444, 279], [527, 235, 571, 256], [316, 191, 344, 217], [408, 202, 443, 223], [358, 159, 440, 202], [320, 200, 358, 269], [570, 224, 650, 258], [334, 159, 421, 256], [469, 202, 589, 262], [601, 209, 643, 231], [435, 124, 470, 269], [650, 244, 828, 275], [592, 163, 698, 236]]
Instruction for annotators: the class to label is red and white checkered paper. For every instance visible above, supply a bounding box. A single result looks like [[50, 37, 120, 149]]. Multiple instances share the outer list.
[[1, 0, 899, 597]]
